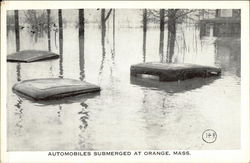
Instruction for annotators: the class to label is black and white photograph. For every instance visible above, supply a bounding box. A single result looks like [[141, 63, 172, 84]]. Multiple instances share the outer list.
[[1, 1, 249, 163]]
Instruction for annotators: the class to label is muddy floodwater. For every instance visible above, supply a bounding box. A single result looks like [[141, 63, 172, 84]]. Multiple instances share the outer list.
[[7, 10, 240, 151]]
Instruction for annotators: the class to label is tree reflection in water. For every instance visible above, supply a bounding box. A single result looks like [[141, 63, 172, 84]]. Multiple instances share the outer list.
[[14, 97, 23, 136]]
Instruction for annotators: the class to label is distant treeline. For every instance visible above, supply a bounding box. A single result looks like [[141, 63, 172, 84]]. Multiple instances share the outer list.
[[7, 9, 216, 28]]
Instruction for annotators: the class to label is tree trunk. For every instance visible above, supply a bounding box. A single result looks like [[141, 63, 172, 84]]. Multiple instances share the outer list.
[[101, 8, 112, 58], [79, 9, 85, 81], [33, 11, 38, 29], [100, 9, 106, 75], [169, 21, 176, 62], [79, 9, 85, 39], [159, 9, 165, 62], [142, 9, 147, 62], [100, 9, 112, 75], [14, 10, 20, 52], [58, 9, 64, 78], [58, 9, 63, 52], [167, 10, 177, 63], [14, 10, 21, 81], [112, 9, 115, 61], [47, 9, 51, 51], [215, 9, 220, 17], [101, 9, 106, 48]]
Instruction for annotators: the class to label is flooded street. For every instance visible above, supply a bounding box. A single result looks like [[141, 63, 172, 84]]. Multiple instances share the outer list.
[[7, 9, 240, 151]]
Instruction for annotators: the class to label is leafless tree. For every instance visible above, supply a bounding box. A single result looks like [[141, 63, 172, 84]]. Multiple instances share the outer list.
[[99, 9, 113, 75], [147, 9, 200, 62], [142, 9, 147, 62], [79, 9, 85, 81]]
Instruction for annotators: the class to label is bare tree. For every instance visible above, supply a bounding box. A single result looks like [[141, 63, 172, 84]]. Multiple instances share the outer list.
[[24, 10, 48, 31], [148, 9, 198, 62], [142, 9, 147, 62], [101, 9, 112, 46], [112, 9, 116, 61], [99, 9, 113, 75], [166, 9, 178, 62], [159, 9, 165, 61], [14, 10, 21, 82], [14, 10, 20, 52], [79, 9, 85, 81], [58, 9, 63, 78], [47, 9, 51, 51]]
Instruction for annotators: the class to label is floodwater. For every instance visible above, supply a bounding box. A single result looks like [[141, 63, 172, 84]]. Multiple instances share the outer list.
[[7, 11, 240, 151]]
